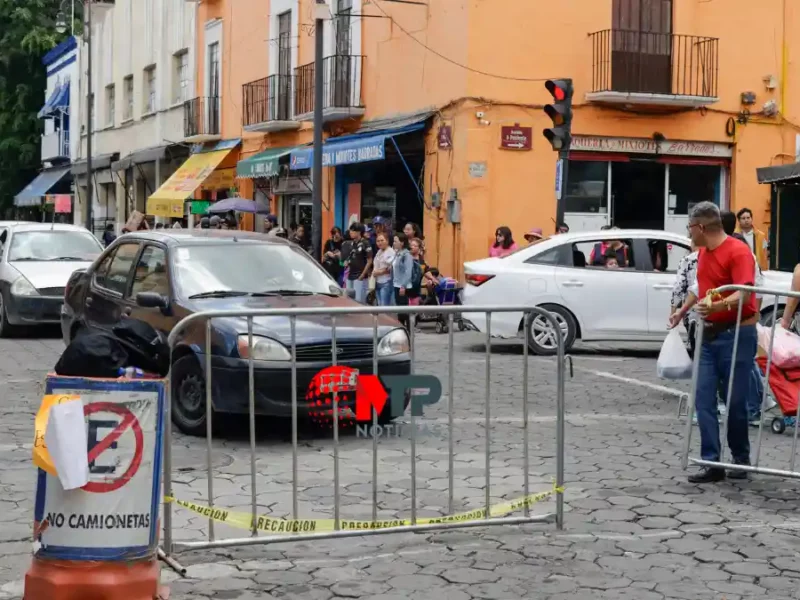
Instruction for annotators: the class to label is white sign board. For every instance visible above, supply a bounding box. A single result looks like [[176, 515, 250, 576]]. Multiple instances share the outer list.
[[555, 159, 564, 200], [571, 135, 733, 158], [35, 377, 165, 561], [468, 162, 487, 178]]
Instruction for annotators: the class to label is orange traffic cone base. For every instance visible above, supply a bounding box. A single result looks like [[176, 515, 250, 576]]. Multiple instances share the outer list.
[[24, 557, 160, 600]]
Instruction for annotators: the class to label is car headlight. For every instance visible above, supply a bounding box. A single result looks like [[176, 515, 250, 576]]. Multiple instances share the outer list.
[[237, 335, 291, 361], [377, 328, 410, 357], [11, 276, 39, 297]]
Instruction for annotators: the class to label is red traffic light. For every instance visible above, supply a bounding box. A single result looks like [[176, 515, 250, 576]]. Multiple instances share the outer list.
[[545, 79, 573, 103]]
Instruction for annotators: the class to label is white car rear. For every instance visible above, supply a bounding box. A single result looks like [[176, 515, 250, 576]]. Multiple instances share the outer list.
[[463, 230, 793, 355]]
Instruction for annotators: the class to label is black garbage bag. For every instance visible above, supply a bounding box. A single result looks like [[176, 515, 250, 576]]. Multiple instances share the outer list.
[[111, 319, 170, 376], [55, 332, 129, 378]]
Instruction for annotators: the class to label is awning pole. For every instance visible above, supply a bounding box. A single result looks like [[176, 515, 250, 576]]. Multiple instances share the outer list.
[[389, 136, 424, 208]]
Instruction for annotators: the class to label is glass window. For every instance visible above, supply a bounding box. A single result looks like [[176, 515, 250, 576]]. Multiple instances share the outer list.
[[144, 67, 156, 113], [171, 243, 337, 299], [131, 246, 169, 298], [99, 243, 140, 295], [564, 161, 609, 214], [8, 231, 103, 262], [174, 51, 189, 103], [572, 238, 636, 269], [668, 164, 721, 216], [123, 76, 134, 120], [105, 85, 115, 126], [647, 238, 691, 273], [92, 251, 116, 289], [524, 245, 571, 266]]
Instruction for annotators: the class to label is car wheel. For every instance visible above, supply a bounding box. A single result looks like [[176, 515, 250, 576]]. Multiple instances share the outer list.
[[171, 355, 211, 436], [526, 305, 576, 356], [0, 293, 17, 338]]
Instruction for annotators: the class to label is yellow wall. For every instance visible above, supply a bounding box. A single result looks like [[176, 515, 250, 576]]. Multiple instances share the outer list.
[[199, 0, 799, 274]]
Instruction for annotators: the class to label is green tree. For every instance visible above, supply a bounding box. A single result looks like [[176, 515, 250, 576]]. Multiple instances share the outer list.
[[0, 0, 66, 214]]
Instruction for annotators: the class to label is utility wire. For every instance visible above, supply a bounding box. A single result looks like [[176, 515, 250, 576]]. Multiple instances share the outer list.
[[370, 0, 551, 82]]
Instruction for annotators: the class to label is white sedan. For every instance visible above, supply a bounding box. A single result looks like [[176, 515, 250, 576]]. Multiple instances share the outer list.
[[462, 229, 793, 355]]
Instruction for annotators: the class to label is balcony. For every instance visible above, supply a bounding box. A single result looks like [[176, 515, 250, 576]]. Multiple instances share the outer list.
[[41, 130, 70, 163], [294, 55, 365, 123], [587, 30, 719, 109], [183, 96, 221, 142], [242, 75, 299, 133]]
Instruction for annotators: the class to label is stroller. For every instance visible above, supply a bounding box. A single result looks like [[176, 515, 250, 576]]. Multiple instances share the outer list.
[[757, 355, 800, 434], [417, 274, 468, 334]]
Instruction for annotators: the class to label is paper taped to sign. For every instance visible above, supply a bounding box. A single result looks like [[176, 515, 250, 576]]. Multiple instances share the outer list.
[[35, 377, 165, 561], [33, 394, 81, 476], [45, 400, 89, 490]]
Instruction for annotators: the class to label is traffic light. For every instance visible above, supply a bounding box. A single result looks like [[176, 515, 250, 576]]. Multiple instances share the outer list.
[[542, 79, 574, 152]]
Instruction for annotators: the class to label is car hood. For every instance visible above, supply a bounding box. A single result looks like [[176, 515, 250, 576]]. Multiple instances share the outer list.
[[762, 270, 793, 289], [10, 260, 94, 290], [186, 294, 402, 345]]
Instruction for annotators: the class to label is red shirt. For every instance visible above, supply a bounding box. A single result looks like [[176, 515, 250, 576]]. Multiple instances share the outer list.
[[696, 236, 757, 323]]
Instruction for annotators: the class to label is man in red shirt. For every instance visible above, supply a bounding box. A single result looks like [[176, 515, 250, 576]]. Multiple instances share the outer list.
[[670, 202, 757, 483]]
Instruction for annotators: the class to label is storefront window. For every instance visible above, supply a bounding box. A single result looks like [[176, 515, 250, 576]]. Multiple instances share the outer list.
[[361, 185, 396, 229], [565, 161, 609, 214], [667, 164, 721, 215]]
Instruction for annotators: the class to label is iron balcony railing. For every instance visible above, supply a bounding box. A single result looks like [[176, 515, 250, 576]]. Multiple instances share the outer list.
[[242, 74, 293, 126], [294, 54, 364, 117], [183, 96, 221, 138], [589, 30, 719, 98]]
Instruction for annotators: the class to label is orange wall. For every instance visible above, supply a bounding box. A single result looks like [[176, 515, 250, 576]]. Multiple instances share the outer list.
[[199, 0, 799, 273]]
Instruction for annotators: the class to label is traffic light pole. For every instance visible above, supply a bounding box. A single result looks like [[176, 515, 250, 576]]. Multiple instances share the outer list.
[[555, 149, 569, 234]]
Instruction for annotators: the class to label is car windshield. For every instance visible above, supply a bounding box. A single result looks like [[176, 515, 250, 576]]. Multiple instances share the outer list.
[[8, 230, 103, 262], [172, 242, 338, 299]]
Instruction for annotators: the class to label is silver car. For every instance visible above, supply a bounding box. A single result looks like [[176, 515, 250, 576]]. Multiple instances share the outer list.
[[0, 222, 104, 336]]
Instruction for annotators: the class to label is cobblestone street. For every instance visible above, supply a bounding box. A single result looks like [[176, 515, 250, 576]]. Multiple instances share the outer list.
[[3, 328, 800, 599]]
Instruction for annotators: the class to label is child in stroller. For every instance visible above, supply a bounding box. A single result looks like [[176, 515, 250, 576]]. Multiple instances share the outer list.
[[416, 268, 468, 333]]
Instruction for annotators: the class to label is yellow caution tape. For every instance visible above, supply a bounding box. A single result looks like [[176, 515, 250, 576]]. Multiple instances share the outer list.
[[165, 483, 564, 534]]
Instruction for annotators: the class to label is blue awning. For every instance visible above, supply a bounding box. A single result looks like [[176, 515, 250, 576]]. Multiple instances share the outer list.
[[52, 82, 70, 112], [289, 122, 427, 170], [14, 166, 71, 207], [37, 84, 62, 118]]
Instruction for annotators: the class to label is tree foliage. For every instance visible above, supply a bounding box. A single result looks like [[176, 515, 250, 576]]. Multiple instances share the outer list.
[[0, 0, 65, 213]]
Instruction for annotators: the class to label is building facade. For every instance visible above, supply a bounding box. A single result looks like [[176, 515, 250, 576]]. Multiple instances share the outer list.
[[71, 0, 197, 233], [14, 37, 80, 217], [150, 0, 798, 275]]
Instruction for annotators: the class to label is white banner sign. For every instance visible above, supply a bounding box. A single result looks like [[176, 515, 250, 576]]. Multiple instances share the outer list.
[[35, 378, 165, 560], [571, 136, 733, 158]]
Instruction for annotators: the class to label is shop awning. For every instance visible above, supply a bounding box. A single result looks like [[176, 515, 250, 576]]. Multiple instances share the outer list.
[[14, 166, 71, 207], [111, 144, 190, 172], [52, 82, 70, 113], [147, 147, 237, 217], [757, 162, 800, 185], [37, 84, 62, 118], [289, 119, 429, 170], [71, 153, 119, 175], [237, 146, 300, 179]]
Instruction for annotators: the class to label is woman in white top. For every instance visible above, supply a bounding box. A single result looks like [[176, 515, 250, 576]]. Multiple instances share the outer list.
[[372, 233, 396, 306]]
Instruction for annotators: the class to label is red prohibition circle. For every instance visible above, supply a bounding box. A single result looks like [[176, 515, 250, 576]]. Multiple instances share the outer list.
[[81, 402, 144, 494]]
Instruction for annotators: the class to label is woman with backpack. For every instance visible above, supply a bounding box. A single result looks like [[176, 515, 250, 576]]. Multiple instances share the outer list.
[[392, 232, 415, 331]]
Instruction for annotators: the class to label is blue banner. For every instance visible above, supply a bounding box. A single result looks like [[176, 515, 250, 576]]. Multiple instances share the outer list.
[[290, 135, 387, 170]]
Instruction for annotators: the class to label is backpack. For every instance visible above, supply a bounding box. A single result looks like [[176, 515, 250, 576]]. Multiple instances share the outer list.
[[55, 331, 129, 378], [411, 260, 423, 290]]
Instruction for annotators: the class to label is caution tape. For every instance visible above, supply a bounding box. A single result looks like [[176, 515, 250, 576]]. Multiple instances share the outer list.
[[165, 483, 564, 534]]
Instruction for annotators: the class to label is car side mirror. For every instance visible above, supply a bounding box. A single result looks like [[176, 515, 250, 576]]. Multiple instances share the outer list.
[[136, 291, 168, 309]]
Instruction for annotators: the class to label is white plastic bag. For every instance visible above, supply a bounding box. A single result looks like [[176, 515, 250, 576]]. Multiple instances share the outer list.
[[658, 328, 693, 380], [757, 323, 800, 369]]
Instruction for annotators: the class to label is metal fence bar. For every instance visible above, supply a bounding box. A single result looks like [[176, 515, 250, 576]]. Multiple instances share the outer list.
[[247, 318, 257, 537], [484, 314, 492, 519], [332, 316, 340, 531], [682, 284, 800, 478], [522, 313, 530, 517], [447, 313, 455, 515], [162, 304, 567, 560], [205, 319, 215, 542]]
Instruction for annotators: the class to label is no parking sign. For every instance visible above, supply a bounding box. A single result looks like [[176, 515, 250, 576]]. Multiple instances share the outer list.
[[34, 376, 166, 561]]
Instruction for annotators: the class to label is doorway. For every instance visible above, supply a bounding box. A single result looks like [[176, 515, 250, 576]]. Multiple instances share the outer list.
[[281, 194, 312, 230], [611, 0, 673, 94], [611, 161, 665, 229], [772, 185, 800, 272]]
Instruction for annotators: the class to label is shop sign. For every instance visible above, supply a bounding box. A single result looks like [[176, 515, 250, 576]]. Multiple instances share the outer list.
[[290, 136, 386, 170], [54, 194, 72, 214], [555, 159, 563, 200], [570, 136, 733, 158], [500, 125, 532, 151], [469, 162, 487, 178], [438, 126, 452, 149], [201, 168, 235, 191], [275, 177, 311, 194]]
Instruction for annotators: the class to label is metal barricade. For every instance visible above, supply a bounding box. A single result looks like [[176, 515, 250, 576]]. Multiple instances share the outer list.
[[159, 304, 566, 568], [681, 284, 800, 478]]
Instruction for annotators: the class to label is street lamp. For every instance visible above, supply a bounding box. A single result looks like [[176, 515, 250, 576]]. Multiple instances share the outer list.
[[55, 0, 94, 234]]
